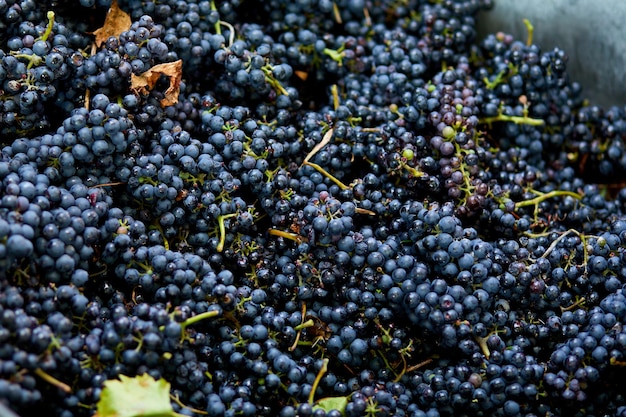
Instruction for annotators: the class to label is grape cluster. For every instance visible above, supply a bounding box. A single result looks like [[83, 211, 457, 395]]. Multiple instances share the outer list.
[[3, 1, 626, 417]]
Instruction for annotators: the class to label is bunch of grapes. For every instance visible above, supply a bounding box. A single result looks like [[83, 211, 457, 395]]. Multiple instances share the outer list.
[[2, 1, 626, 417]]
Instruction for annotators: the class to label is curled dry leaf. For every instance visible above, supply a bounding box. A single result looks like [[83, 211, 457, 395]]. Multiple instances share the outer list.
[[92, 0, 131, 48], [130, 60, 183, 107]]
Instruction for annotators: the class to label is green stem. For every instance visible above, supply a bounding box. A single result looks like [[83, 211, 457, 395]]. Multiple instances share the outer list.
[[170, 393, 207, 416], [294, 319, 315, 331], [261, 65, 290, 96], [10, 53, 43, 69], [539, 229, 577, 259], [181, 310, 220, 332], [210, 1, 221, 35], [403, 358, 434, 375], [560, 297, 586, 312], [402, 162, 424, 178], [41, 11, 55, 42], [515, 190, 583, 209], [375, 350, 397, 377], [216, 212, 237, 252], [34, 368, 72, 393], [523, 18, 534, 46], [151, 223, 169, 250], [303, 161, 349, 190], [481, 113, 545, 126], [331, 1, 342, 23], [482, 69, 506, 90], [92, 181, 127, 188], [219, 20, 235, 48], [474, 335, 490, 359], [323, 47, 345, 65], [331, 84, 339, 110], [610, 357, 626, 366], [308, 358, 329, 405], [268, 228, 307, 244]]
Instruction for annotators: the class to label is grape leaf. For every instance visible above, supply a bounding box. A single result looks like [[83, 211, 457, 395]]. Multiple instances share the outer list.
[[95, 374, 183, 417], [312, 396, 348, 416], [130, 60, 183, 107], [92, 0, 131, 48]]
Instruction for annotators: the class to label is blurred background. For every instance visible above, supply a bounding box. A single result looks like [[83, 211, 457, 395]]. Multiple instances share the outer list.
[[477, 0, 626, 108]]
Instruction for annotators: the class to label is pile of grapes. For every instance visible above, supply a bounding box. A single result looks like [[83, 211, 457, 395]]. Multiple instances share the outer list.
[[2, 0, 626, 416]]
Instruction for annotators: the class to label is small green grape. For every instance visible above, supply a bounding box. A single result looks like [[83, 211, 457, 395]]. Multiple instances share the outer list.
[[442, 125, 456, 140], [402, 148, 415, 161]]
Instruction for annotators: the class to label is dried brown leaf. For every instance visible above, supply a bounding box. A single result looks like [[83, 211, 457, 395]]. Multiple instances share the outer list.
[[130, 60, 183, 107], [294, 70, 309, 81], [92, 0, 131, 48]]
